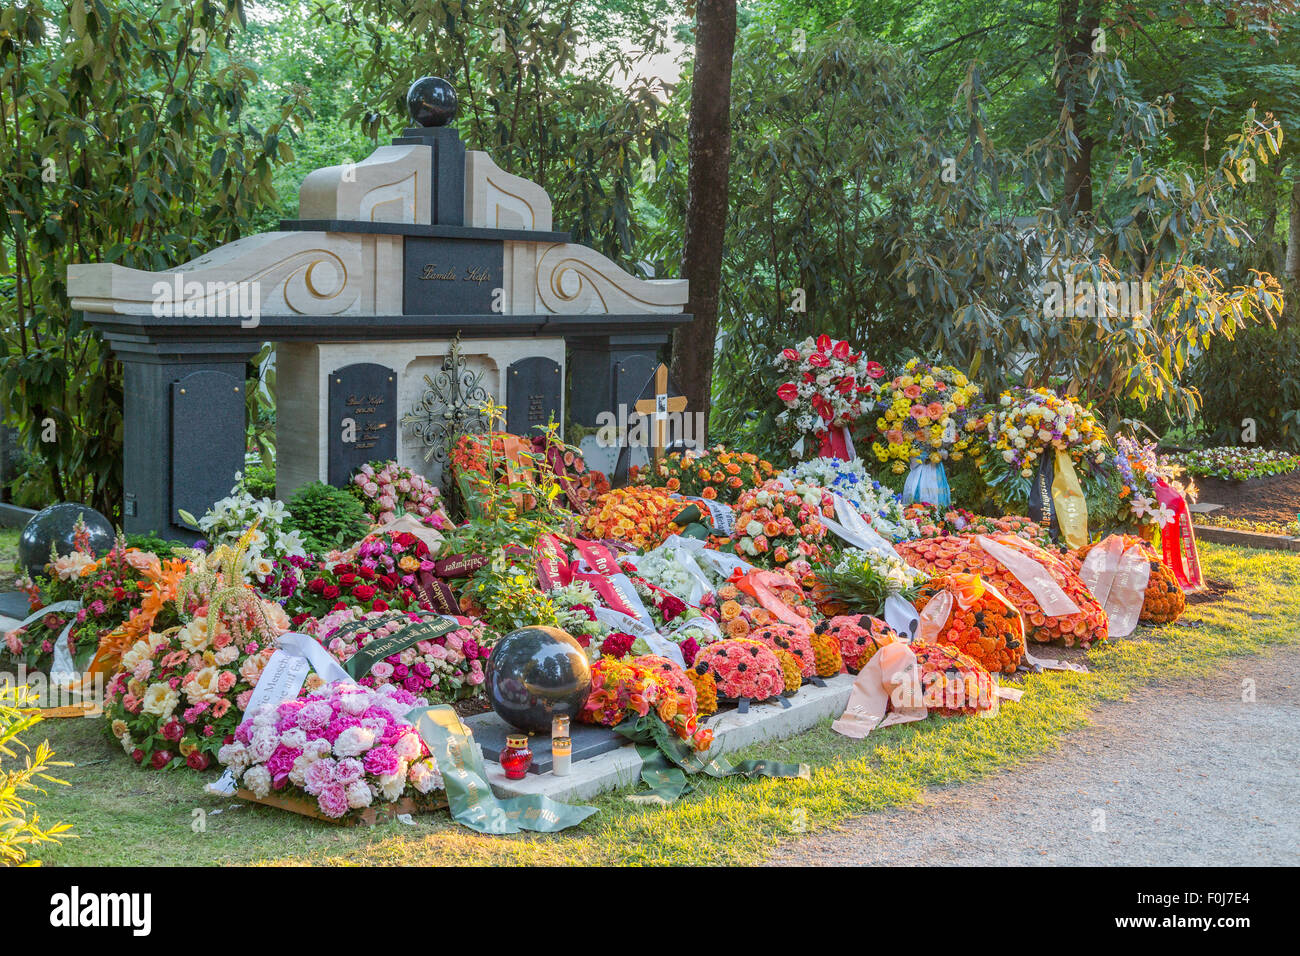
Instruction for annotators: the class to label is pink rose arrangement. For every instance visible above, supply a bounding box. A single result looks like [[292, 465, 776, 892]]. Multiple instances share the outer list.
[[730, 479, 835, 571], [691, 638, 785, 702], [103, 571, 292, 771], [351, 460, 448, 528], [310, 608, 492, 703], [217, 681, 443, 819], [747, 623, 816, 680]]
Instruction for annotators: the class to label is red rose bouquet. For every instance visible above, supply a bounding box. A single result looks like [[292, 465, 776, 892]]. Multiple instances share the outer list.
[[774, 335, 885, 458]]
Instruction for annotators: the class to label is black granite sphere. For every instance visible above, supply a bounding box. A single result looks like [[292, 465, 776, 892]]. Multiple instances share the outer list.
[[486, 626, 591, 733], [406, 76, 457, 127], [18, 503, 115, 578]]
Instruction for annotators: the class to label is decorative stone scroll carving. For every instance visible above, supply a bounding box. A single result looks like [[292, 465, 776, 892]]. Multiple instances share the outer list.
[[298, 144, 432, 224], [464, 150, 552, 230], [528, 243, 688, 315], [67, 232, 364, 317]]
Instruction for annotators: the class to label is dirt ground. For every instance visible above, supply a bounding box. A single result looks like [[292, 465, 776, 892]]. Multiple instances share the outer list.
[[767, 647, 1300, 866], [1193, 469, 1300, 525]]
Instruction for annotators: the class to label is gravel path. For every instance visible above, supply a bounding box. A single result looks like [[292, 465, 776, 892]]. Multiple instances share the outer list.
[[768, 650, 1300, 866]]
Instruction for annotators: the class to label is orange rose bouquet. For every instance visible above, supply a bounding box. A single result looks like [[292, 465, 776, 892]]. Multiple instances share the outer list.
[[632, 445, 776, 505], [912, 573, 1025, 675], [583, 487, 681, 550], [896, 533, 1108, 648]]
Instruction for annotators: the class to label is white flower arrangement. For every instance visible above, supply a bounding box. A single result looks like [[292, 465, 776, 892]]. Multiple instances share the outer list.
[[787, 457, 920, 542], [197, 474, 307, 582]]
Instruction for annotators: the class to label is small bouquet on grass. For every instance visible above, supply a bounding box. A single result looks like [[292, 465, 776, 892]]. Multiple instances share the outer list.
[[1074, 535, 1185, 625], [912, 573, 1025, 675], [217, 682, 443, 820], [349, 460, 447, 527], [909, 642, 997, 716], [774, 335, 885, 458]]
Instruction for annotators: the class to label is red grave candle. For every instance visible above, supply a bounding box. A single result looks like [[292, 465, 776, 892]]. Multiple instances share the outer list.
[[499, 734, 533, 779]]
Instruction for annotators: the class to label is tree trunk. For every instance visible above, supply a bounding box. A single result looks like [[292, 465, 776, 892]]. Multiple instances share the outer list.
[[1057, 0, 1102, 217], [671, 0, 737, 435], [1286, 179, 1300, 281]]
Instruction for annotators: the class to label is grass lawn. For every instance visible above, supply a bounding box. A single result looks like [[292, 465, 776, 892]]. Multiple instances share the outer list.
[[10, 541, 1299, 866], [0, 527, 22, 592]]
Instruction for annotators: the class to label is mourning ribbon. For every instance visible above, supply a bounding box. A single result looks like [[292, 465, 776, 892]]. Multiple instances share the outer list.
[[406, 704, 597, 833], [613, 714, 809, 805]]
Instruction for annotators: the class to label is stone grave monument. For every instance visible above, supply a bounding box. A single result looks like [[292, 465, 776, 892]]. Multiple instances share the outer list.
[[67, 77, 690, 540]]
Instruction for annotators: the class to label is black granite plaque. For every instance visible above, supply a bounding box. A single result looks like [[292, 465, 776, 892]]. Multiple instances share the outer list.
[[402, 236, 503, 315], [171, 370, 245, 531], [505, 356, 562, 437], [328, 363, 397, 486], [464, 710, 626, 775]]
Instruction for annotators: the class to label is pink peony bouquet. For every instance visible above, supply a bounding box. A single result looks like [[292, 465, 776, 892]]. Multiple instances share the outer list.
[[217, 681, 443, 819], [309, 608, 492, 703], [350, 460, 448, 528]]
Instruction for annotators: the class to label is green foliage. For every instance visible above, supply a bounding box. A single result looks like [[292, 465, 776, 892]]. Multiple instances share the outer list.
[[691, 5, 1287, 444], [241, 462, 277, 499], [0, 683, 73, 865], [0, 0, 308, 520], [1196, 325, 1300, 452], [123, 532, 188, 556], [338, 0, 678, 269], [285, 482, 372, 555]]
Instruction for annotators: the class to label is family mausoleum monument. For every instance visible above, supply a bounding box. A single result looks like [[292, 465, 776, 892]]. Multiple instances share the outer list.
[[67, 76, 690, 540]]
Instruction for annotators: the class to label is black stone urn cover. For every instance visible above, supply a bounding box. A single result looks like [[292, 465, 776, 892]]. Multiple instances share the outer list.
[[18, 502, 115, 578], [486, 626, 592, 733], [406, 76, 458, 127]]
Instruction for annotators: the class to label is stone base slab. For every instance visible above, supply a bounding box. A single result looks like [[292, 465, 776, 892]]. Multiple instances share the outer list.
[[480, 673, 854, 802]]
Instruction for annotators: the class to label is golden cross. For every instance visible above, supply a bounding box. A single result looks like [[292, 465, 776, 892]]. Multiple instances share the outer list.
[[633, 364, 688, 461]]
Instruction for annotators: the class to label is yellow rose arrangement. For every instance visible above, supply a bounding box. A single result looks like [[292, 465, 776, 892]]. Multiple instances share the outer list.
[[871, 360, 983, 475]]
